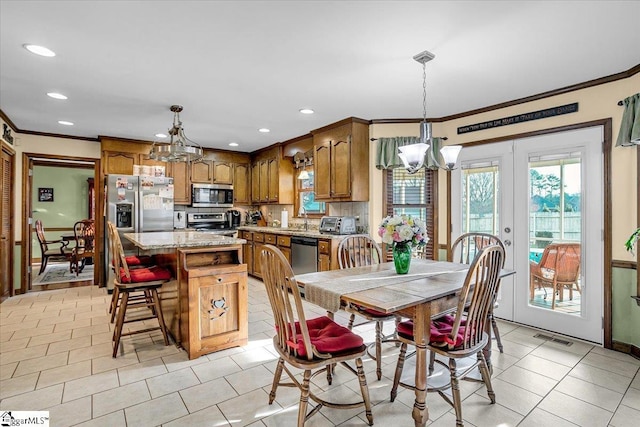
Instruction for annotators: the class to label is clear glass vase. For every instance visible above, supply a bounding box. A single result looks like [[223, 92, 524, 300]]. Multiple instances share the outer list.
[[392, 242, 412, 274]]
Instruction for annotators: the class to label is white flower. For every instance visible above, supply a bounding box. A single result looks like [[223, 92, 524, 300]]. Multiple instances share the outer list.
[[398, 225, 414, 241]]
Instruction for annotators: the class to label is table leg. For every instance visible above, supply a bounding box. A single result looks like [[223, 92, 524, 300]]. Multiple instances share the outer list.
[[411, 303, 430, 427]]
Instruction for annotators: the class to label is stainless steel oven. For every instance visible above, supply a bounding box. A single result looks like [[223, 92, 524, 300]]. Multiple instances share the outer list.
[[191, 183, 234, 208]]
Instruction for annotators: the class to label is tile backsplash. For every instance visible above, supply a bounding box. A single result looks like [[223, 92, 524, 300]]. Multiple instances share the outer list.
[[262, 202, 369, 233]]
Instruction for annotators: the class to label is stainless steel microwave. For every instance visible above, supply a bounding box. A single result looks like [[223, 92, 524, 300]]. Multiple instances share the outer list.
[[191, 183, 234, 208]]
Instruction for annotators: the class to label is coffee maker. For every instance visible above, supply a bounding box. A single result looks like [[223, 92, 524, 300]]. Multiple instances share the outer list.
[[226, 209, 241, 228]]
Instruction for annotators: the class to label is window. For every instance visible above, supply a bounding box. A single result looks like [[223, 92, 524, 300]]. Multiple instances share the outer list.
[[296, 170, 326, 216], [384, 168, 437, 259]]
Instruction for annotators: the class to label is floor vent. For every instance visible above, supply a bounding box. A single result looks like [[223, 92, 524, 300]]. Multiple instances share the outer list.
[[533, 333, 553, 341], [551, 337, 573, 347], [533, 333, 573, 346]]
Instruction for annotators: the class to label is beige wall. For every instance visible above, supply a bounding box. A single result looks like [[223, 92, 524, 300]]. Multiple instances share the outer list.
[[0, 125, 101, 242], [370, 74, 639, 261]]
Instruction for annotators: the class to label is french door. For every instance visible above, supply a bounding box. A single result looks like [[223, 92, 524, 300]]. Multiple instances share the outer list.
[[452, 126, 603, 343]]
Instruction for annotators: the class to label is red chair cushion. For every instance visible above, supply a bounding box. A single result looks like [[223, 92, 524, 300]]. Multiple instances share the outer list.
[[119, 265, 172, 284], [125, 255, 155, 266], [284, 316, 364, 357], [397, 314, 469, 348], [112, 255, 156, 267]]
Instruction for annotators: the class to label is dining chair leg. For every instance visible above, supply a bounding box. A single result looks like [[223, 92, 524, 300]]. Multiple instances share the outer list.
[[39, 258, 47, 275], [477, 351, 496, 404], [448, 358, 463, 427], [269, 358, 285, 404], [355, 357, 374, 426], [428, 350, 436, 374], [490, 313, 504, 353], [390, 342, 407, 402], [347, 313, 356, 330], [298, 370, 312, 427], [374, 320, 383, 380]]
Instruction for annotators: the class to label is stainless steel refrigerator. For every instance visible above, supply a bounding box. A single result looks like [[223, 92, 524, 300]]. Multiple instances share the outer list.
[[104, 174, 174, 289]]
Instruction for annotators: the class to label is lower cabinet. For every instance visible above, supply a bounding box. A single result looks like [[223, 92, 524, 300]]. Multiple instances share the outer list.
[[252, 233, 265, 278], [318, 239, 331, 272], [241, 231, 253, 276]]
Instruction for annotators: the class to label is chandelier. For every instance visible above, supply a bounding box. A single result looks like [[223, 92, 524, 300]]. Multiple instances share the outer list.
[[149, 105, 204, 163], [398, 50, 462, 174]]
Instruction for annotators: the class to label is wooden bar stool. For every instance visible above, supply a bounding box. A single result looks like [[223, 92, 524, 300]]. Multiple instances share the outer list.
[[108, 223, 172, 358], [106, 222, 158, 323]]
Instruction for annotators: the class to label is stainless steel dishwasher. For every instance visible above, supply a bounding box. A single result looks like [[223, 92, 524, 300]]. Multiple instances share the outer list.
[[290, 236, 318, 274]]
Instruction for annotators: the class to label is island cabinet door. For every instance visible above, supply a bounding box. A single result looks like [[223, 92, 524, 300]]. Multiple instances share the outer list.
[[185, 264, 248, 359]]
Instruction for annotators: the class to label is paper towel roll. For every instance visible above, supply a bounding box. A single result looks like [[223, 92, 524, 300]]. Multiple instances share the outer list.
[[281, 209, 288, 228]]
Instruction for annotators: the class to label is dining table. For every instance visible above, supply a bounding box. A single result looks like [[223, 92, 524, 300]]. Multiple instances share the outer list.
[[294, 258, 515, 427]]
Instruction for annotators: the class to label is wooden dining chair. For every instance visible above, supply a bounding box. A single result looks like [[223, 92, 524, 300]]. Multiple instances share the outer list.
[[34, 219, 73, 275], [338, 234, 399, 380], [109, 221, 172, 358], [260, 244, 373, 427], [450, 232, 506, 353], [390, 244, 505, 427], [529, 242, 581, 310], [70, 219, 95, 276]]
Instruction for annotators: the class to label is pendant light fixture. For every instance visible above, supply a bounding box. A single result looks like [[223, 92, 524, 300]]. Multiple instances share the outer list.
[[149, 105, 204, 163], [398, 50, 462, 174]]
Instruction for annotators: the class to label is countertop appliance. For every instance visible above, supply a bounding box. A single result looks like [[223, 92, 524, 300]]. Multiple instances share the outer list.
[[104, 174, 174, 290], [291, 236, 318, 275], [191, 183, 234, 208], [187, 212, 238, 237], [319, 216, 357, 235], [226, 209, 242, 229]]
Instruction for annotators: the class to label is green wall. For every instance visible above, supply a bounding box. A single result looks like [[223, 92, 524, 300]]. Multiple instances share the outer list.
[[612, 266, 640, 347], [31, 165, 94, 260]]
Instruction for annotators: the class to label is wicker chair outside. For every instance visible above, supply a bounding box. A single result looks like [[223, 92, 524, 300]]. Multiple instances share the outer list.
[[529, 242, 581, 310]]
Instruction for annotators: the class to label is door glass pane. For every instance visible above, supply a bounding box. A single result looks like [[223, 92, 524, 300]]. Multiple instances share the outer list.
[[528, 156, 582, 315], [461, 166, 499, 234]]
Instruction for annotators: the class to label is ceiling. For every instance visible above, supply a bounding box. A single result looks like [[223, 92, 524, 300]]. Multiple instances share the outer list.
[[1, 1, 639, 153]]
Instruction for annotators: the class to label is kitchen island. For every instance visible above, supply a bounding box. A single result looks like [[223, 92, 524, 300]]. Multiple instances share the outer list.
[[123, 231, 248, 359]]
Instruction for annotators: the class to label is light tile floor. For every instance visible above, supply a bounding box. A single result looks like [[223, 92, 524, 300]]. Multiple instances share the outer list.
[[1, 278, 639, 426]]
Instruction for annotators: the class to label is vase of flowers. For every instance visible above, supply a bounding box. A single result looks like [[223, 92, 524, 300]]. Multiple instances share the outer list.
[[378, 215, 429, 274]]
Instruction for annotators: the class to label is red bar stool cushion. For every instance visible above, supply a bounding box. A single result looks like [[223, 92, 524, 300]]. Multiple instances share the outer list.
[[119, 265, 172, 284]]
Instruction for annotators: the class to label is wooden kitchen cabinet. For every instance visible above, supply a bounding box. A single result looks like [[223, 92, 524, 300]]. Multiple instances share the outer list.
[[251, 162, 260, 204], [252, 232, 265, 278], [213, 161, 233, 185], [233, 163, 251, 205], [276, 235, 291, 265], [169, 161, 190, 205], [312, 118, 369, 202], [103, 151, 138, 175], [318, 239, 332, 272], [251, 146, 294, 204], [190, 161, 214, 183], [241, 231, 253, 275]]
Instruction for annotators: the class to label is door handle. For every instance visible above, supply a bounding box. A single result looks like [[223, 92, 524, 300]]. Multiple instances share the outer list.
[[504, 239, 512, 246]]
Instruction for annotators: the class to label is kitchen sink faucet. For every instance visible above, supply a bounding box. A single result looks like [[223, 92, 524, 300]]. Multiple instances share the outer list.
[[300, 207, 308, 231]]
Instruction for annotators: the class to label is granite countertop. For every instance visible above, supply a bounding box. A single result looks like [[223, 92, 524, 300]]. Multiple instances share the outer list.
[[237, 226, 350, 240], [123, 231, 246, 250]]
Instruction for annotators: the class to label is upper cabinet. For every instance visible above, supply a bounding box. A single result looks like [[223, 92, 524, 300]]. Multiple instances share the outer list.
[[233, 162, 251, 205], [190, 160, 234, 185], [311, 118, 369, 202], [251, 146, 293, 205]]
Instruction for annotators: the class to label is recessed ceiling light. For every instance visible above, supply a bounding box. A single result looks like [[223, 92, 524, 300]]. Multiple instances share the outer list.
[[299, 108, 314, 114], [58, 120, 74, 126], [23, 44, 56, 57], [229, 142, 239, 147], [47, 92, 67, 100], [155, 133, 167, 138], [258, 128, 270, 133]]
